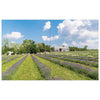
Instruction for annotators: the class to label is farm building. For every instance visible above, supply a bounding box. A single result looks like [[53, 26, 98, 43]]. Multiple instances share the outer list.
[[4, 51, 13, 55], [54, 46, 69, 52], [8, 51, 13, 55]]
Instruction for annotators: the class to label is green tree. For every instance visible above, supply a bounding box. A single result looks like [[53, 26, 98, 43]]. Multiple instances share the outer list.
[[84, 45, 88, 50], [22, 39, 38, 54], [9, 42, 20, 54], [45, 45, 51, 52], [51, 47, 54, 52], [38, 43, 45, 52], [2, 39, 9, 54]]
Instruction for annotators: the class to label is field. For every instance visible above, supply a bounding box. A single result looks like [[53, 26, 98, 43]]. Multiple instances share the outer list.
[[2, 50, 98, 80]]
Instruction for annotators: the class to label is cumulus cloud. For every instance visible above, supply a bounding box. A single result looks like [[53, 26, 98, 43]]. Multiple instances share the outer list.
[[62, 42, 68, 47], [3, 32, 24, 39], [57, 20, 98, 37], [43, 21, 51, 31], [72, 41, 79, 47], [57, 19, 98, 49], [42, 35, 59, 41], [72, 39, 98, 49], [10, 41, 15, 43]]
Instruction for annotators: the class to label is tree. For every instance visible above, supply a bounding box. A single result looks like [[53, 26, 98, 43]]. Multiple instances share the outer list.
[[84, 45, 88, 50], [18, 44, 27, 54], [2, 39, 9, 54], [45, 45, 51, 52], [51, 47, 54, 52], [22, 39, 38, 54], [38, 43, 45, 52], [9, 43, 20, 54], [69, 45, 88, 51]]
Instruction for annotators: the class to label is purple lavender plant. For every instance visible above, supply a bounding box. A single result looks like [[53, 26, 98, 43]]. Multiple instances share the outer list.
[[45, 54, 98, 67], [2, 55, 28, 80], [2, 56, 20, 65], [2, 56, 12, 60], [31, 54, 51, 80], [47, 54, 98, 61], [37, 55, 98, 80]]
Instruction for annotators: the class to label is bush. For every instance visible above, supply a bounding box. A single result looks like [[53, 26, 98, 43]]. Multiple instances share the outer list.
[[37, 55, 98, 80], [87, 71, 98, 80]]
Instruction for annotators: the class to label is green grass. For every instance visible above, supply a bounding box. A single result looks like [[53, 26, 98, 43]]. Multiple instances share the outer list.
[[2, 55, 16, 61], [47, 55, 98, 70], [2, 55, 24, 73], [11, 55, 44, 80], [2, 55, 21, 64], [34, 55, 92, 80], [50, 50, 98, 58]]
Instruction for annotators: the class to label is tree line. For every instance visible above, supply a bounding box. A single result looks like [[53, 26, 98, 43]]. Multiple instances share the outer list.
[[2, 39, 88, 55], [2, 39, 54, 55], [69, 46, 88, 51]]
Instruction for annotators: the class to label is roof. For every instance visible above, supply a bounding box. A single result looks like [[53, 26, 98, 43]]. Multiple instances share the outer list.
[[54, 46, 69, 49], [54, 46, 69, 50]]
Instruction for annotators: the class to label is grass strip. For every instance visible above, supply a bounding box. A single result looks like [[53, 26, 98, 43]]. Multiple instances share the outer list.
[[2, 56, 20, 65], [2, 55, 27, 80], [2, 55, 25, 73], [2, 55, 14, 60], [37, 55, 98, 80], [35, 55, 92, 80], [49, 54, 98, 61], [12, 55, 44, 80], [45, 55, 98, 68], [31, 54, 51, 80], [50, 50, 98, 58]]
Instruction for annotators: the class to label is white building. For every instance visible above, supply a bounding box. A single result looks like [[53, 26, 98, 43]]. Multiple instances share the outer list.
[[8, 51, 13, 55], [54, 46, 69, 52]]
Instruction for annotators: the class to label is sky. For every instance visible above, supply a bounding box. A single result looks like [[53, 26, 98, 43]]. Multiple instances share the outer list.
[[2, 20, 98, 49]]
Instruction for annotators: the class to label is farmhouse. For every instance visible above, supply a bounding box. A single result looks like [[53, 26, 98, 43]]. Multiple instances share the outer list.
[[8, 51, 13, 55], [4, 51, 13, 55], [54, 46, 69, 52]]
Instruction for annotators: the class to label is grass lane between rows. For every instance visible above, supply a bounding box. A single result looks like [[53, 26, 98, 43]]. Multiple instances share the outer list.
[[11, 55, 44, 80], [46, 55, 98, 70], [2, 55, 25, 73], [2, 55, 19, 63], [34, 55, 92, 80]]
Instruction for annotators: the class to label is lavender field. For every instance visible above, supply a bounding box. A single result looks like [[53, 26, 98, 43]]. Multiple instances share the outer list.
[[2, 50, 98, 80]]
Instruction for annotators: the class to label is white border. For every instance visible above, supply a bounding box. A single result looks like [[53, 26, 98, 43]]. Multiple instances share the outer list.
[[0, 0, 100, 100]]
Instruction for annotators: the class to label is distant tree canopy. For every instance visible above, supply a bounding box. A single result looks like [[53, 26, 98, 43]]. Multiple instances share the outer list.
[[2, 39, 9, 54], [69, 45, 88, 51], [2, 39, 54, 54], [2, 39, 88, 54], [21, 39, 38, 54]]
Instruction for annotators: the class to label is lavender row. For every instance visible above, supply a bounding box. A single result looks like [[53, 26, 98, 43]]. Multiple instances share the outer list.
[[37, 55, 98, 80], [2, 56, 13, 60], [2, 55, 28, 80], [46, 55, 98, 68], [31, 54, 52, 80], [47, 54, 98, 61], [2, 56, 20, 65]]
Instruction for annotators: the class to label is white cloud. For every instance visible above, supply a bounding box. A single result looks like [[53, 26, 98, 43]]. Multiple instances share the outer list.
[[10, 41, 15, 43], [42, 35, 59, 41], [43, 21, 51, 31], [57, 20, 98, 39], [57, 20, 98, 49], [72, 41, 79, 47], [57, 19, 88, 34], [78, 29, 98, 40], [72, 39, 98, 49], [4, 32, 24, 39], [62, 42, 68, 47]]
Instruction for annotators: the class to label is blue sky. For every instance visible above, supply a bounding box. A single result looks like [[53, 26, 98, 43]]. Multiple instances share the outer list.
[[2, 20, 98, 49]]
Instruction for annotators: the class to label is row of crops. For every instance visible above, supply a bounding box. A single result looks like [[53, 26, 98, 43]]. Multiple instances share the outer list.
[[2, 53, 98, 80]]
